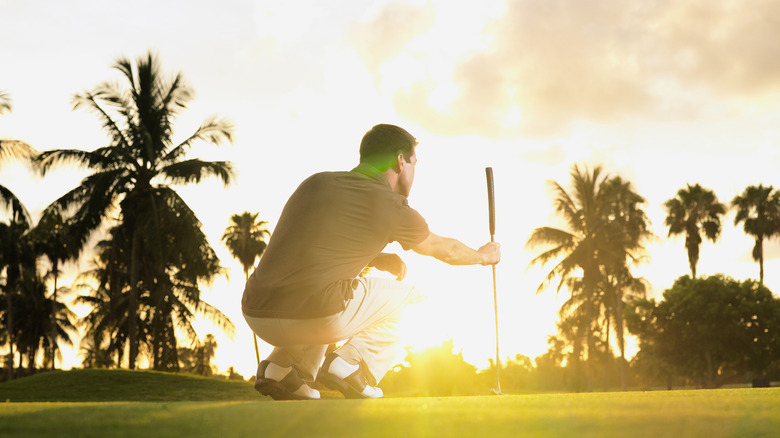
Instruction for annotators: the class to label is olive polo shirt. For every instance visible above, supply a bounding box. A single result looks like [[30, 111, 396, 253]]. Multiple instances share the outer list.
[[241, 163, 430, 319]]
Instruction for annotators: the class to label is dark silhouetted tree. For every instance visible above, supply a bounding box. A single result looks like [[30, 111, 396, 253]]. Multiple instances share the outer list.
[[732, 184, 780, 286], [35, 52, 235, 369], [663, 184, 725, 279]]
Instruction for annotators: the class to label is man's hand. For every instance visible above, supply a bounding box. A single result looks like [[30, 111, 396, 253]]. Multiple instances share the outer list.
[[368, 253, 407, 281], [477, 241, 501, 266]]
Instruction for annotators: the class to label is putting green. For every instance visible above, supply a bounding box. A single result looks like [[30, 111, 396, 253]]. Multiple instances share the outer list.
[[1, 389, 778, 437]]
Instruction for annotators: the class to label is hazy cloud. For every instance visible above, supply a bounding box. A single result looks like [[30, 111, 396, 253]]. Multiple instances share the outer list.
[[356, 0, 780, 139], [349, 1, 436, 78]]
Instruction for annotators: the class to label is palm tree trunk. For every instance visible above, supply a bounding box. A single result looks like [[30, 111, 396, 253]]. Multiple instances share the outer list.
[[5, 288, 14, 380], [128, 228, 141, 370], [603, 315, 610, 392], [616, 295, 627, 391], [584, 267, 597, 392], [50, 260, 58, 370], [686, 233, 698, 279], [758, 237, 764, 286]]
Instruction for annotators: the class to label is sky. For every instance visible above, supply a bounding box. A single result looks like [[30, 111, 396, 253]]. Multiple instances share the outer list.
[[3, 0, 780, 378]]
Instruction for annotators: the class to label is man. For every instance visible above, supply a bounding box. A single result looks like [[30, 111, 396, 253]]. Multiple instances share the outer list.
[[242, 124, 501, 400]]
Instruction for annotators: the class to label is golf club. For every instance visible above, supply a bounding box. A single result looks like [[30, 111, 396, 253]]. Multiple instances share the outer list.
[[254, 335, 261, 366], [486, 167, 503, 395]]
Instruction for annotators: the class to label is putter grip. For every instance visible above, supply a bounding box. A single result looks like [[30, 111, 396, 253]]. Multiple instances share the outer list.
[[486, 167, 495, 237]]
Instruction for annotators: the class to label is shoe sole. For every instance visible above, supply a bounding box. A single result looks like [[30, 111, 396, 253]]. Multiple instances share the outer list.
[[254, 378, 316, 401], [317, 371, 371, 399]]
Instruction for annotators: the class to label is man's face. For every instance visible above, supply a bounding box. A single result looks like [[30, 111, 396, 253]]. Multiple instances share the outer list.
[[397, 149, 417, 198]]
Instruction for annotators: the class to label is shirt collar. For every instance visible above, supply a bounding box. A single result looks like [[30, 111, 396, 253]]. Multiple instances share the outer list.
[[351, 162, 391, 187]]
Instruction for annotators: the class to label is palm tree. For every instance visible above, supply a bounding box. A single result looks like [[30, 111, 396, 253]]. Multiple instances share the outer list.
[[142, 191, 234, 370], [598, 176, 652, 390], [221, 212, 270, 278], [732, 184, 780, 285], [35, 52, 235, 369], [526, 164, 610, 391], [0, 220, 33, 379], [74, 230, 131, 368], [663, 184, 726, 278], [10, 271, 76, 371], [1, 91, 34, 224], [1, 92, 35, 377], [178, 333, 218, 376], [221, 211, 270, 365], [76, 276, 119, 369], [527, 165, 651, 391], [29, 206, 79, 369]]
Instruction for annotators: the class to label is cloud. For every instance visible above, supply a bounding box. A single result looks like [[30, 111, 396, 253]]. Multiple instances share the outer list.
[[653, 0, 780, 96], [356, 0, 780, 139], [349, 1, 436, 78]]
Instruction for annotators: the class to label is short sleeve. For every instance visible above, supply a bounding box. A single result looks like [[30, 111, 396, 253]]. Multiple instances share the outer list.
[[392, 198, 430, 250]]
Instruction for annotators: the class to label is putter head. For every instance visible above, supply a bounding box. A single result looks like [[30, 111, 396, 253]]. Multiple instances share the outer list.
[[490, 388, 504, 396]]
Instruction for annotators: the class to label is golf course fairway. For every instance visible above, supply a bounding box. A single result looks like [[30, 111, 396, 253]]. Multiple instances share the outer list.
[[2, 388, 778, 437]]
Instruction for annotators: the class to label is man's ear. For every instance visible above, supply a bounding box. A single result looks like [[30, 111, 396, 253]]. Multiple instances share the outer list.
[[393, 153, 404, 172]]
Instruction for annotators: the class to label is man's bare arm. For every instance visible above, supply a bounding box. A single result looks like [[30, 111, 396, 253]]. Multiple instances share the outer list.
[[411, 232, 501, 266]]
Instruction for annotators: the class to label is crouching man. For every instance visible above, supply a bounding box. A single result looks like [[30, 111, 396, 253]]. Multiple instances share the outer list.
[[242, 124, 500, 400]]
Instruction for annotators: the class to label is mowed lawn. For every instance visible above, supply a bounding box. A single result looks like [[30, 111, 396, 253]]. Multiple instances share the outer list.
[[0, 370, 778, 437]]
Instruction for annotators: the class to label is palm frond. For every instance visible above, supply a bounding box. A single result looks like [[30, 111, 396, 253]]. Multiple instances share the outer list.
[[195, 300, 236, 338], [0, 184, 32, 224], [527, 226, 575, 249], [0, 139, 36, 164], [0, 90, 11, 114], [72, 91, 131, 150], [47, 170, 124, 249], [162, 116, 235, 166], [536, 256, 579, 296], [34, 148, 121, 176], [160, 159, 235, 186], [160, 72, 193, 118]]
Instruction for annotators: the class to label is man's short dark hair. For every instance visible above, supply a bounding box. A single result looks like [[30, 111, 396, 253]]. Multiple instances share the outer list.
[[359, 124, 417, 171]]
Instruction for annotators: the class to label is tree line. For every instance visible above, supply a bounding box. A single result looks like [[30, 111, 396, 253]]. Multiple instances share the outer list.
[[1, 53, 249, 380], [526, 165, 780, 391], [386, 167, 780, 394], [3, 53, 779, 391]]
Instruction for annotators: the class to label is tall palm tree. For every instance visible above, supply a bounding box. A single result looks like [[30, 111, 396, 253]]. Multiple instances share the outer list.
[[35, 52, 235, 369], [663, 184, 726, 279], [0, 220, 33, 379], [732, 184, 780, 286], [1, 92, 35, 378], [526, 164, 610, 391], [1, 91, 34, 224], [527, 165, 651, 391], [598, 176, 651, 390], [29, 206, 79, 369], [221, 211, 270, 365]]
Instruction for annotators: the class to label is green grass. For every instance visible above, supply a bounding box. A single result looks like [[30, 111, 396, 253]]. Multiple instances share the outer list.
[[0, 369, 257, 402], [1, 370, 779, 437]]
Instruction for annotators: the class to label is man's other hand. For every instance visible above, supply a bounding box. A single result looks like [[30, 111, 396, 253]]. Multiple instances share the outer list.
[[368, 253, 407, 281]]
